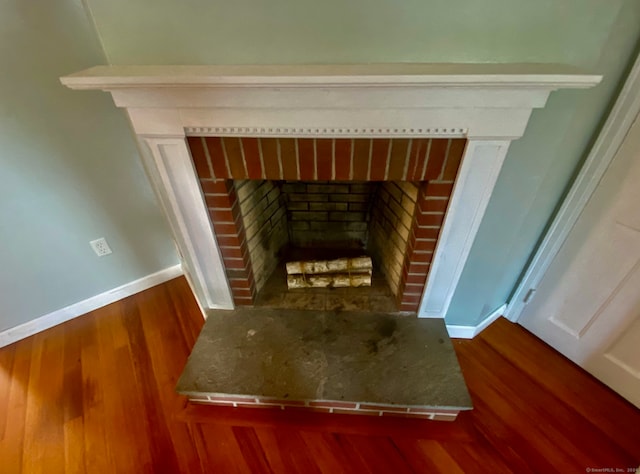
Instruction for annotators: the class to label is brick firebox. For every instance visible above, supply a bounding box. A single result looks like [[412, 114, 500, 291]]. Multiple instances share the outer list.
[[187, 136, 465, 312]]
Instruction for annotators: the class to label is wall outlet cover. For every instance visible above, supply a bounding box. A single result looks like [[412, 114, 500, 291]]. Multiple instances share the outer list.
[[90, 238, 112, 257]]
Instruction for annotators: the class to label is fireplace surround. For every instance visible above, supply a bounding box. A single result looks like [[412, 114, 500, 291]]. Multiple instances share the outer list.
[[186, 135, 466, 311], [61, 64, 600, 318]]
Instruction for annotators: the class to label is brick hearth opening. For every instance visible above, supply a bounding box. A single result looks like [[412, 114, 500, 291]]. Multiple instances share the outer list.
[[187, 136, 465, 312]]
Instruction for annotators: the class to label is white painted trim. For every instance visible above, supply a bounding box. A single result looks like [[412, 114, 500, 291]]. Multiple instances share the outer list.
[[185, 126, 468, 138], [142, 138, 234, 310], [0, 264, 183, 348], [505, 52, 640, 322], [419, 141, 511, 318], [60, 64, 599, 318], [60, 64, 601, 89], [446, 304, 507, 339]]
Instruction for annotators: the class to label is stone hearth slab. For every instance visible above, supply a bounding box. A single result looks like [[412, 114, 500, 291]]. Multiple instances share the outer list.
[[177, 308, 472, 415]]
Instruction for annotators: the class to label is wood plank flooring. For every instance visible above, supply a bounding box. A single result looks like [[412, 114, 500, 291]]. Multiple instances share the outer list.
[[1, 276, 638, 473]]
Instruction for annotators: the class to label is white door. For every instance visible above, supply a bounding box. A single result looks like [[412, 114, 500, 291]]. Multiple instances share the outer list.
[[519, 112, 640, 408]]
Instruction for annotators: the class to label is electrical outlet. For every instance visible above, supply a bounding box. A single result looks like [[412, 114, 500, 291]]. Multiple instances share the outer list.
[[90, 238, 112, 257]]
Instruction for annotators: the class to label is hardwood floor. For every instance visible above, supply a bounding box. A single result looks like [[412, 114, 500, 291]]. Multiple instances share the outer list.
[[1, 276, 638, 473]]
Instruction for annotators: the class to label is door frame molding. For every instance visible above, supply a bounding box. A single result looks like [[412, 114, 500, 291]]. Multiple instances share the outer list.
[[506, 52, 640, 322]]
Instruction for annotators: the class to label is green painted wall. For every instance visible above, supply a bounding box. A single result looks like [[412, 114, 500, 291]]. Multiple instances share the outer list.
[[86, 0, 621, 67], [83, 0, 640, 326], [0, 1, 179, 331]]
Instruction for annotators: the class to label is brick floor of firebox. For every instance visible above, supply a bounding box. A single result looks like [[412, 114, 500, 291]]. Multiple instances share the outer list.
[[176, 306, 472, 421]]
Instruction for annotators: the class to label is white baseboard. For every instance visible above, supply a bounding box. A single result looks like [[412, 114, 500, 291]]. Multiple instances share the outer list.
[[446, 303, 507, 339], [0, 264, 183, 348]]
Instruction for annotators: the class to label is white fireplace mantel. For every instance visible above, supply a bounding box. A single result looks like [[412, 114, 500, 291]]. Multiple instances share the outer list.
[[61, 64, 601, 318]]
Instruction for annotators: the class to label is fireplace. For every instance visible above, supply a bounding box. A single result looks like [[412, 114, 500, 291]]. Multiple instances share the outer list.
[[187, 136, 465, 311], [61, 64, 600, 319]]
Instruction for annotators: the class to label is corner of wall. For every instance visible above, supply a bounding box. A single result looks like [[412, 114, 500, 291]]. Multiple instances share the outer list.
[[446, 303, 507, 339], [78, 0, 112, 65]]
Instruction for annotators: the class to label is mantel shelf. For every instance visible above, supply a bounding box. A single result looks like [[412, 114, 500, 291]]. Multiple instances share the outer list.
[[61, 63, 601, 90]]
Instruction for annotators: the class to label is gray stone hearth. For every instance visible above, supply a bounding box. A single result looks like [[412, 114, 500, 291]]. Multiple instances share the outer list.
[[176, 307, 472, 420]]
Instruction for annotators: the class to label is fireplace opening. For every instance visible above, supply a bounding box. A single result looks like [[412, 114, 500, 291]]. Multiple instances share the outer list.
[[187, 136, 466, 312], [232, 179, 419, 311]]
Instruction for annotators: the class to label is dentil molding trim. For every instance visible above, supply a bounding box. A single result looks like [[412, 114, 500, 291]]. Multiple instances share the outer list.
[[184, 126, 469, 138]]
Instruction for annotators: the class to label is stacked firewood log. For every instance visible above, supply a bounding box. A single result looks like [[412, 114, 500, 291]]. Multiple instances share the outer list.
[[285, 256, 372, 289]]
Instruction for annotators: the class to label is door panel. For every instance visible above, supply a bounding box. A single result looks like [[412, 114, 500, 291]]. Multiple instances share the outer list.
[[604, 311, 640, 376], [519, 114, 640, 407], [548, 225, 640, 339]]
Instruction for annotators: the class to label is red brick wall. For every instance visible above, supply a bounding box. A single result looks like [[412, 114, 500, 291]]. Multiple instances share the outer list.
[[188, 136, 466, 312], [187, 393, 460, 421], [187, 137, 465, 182], [200, 179, 256, 306], [398, 181, 456, 311]]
